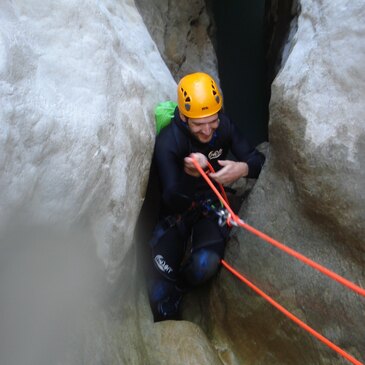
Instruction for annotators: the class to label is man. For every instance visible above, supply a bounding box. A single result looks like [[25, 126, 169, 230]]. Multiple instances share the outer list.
[[148, 72, 265, 321]]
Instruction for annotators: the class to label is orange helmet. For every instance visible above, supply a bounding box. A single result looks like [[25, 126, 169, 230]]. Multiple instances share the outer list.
[[177, 72, 223, 118]]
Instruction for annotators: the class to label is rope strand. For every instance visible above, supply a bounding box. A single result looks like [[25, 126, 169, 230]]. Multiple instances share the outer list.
[[191, 156, 364, 364], [221, 260, 363, 365], [192, 157, 365, 297]]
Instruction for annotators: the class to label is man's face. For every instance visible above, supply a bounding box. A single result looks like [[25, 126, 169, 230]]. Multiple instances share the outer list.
[[186, 113, 220, 143]]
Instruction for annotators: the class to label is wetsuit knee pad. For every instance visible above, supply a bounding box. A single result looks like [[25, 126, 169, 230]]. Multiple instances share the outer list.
[[150, 224, 187, 282], [152, 252, 178, 281], [148, 278, 175, 305], [148, 278, 184, 322], [182, 248, 221, 286]]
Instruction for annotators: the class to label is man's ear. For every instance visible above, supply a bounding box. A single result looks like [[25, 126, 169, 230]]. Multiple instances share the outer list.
[[179, 111, 188, 123]]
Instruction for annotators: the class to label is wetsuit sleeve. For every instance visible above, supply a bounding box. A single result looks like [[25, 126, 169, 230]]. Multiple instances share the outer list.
[[154, 131, 196, 213], [228, 119, 265, 178]]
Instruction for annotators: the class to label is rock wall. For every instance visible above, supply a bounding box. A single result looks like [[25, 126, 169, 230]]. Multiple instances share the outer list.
[[0, 1, 224, 364], [0, 0, 166, 363], [0, 0, 176, 281], [1, 0, 364, 364], [203, 1, 365, 364], [134, 0, 219, 82]]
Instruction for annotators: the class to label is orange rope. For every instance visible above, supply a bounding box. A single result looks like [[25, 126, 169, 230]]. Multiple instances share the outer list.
[[190, 156, 364, 365], [221, 259, 363, 365], [206, 161, 229, 204], [192, 157, 365, 298]]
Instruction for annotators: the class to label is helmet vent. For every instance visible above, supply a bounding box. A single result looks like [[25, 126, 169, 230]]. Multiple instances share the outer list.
[[211, 81, 218, 100], [185, 103, 191, 111], [185, 97, 191, 102]]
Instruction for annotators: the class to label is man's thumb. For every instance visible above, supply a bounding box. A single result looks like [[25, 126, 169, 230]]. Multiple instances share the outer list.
[[218, 160, 228, 166]]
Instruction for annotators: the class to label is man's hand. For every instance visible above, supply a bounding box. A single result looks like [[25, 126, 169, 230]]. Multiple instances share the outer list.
[[209, 160, 249, 185], [184, 153, 208, 177]]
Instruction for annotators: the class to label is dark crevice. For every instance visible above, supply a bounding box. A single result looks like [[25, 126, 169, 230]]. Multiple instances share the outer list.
[[206, 0, 299, 146], [264, 0, 301, 95]]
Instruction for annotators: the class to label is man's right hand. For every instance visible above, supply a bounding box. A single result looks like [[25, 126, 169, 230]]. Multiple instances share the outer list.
[[184, 153, 208, 177]]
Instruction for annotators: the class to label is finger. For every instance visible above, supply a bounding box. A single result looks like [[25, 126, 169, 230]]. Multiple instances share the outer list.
[[187, 155, 201, 165], [214, 164, 230, 176], [209, 169, 223, 179], [217, 160, 230, 166], [184, 166, 199, 177], [210, 173, 224, 184], [184, 157, 194, 167], [189, 153, 201, 161]]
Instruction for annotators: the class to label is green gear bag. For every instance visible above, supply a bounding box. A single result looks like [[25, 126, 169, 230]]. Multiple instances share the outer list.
[[155, 101, 178, 134]]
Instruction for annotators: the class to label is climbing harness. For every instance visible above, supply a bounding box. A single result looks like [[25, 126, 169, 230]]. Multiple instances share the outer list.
[[191, 156, 364, 365], [216, 208, 230, 227], [149, 196, 225, 249], [198, 197, 228, 227]]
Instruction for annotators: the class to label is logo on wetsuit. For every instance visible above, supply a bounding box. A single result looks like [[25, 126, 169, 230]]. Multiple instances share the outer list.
[[154, 255, 173, 274], [208, 148, 223, 160]]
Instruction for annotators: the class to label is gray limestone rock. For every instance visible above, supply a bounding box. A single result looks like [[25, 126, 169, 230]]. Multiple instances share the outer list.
[[1, 0, 364, 364], [135, 0, 219, 82], [204, 1, 365, 364]]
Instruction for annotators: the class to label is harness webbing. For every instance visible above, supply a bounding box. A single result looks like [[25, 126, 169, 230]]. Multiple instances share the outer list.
[[191, 156, 364, 365]]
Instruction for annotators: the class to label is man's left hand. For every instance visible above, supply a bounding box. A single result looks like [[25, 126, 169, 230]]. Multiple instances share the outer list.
[[209, 160, 249, 185]]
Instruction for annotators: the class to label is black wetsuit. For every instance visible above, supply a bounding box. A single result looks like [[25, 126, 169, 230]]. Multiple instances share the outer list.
[[155, 108, 265, 214], [148, 108, 265, 321]]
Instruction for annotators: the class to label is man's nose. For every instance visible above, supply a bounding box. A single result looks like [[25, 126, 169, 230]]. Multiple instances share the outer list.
[[201, 124, 211, 135]]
